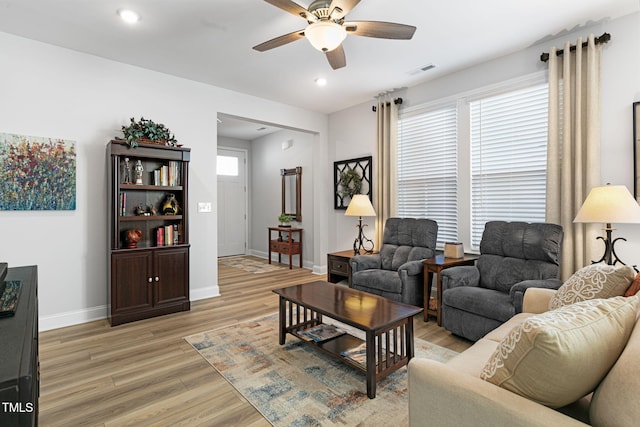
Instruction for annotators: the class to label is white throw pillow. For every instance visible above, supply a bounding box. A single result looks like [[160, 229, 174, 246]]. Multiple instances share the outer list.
[[480, 296, 639, 408], [549, 263, 635, 310]]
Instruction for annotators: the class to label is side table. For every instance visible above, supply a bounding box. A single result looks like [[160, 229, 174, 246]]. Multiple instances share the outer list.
[[268, 227, 303, 269], [423, 254, 478, 325], [327, 249, 370, 286]]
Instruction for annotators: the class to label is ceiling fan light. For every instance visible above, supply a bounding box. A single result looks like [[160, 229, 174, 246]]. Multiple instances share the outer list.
[[305, 21, 347, 52]]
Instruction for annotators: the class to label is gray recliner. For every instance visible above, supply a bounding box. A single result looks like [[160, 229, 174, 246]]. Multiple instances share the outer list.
[[441, 221, 563, 342], [350, 217, 438, 307]]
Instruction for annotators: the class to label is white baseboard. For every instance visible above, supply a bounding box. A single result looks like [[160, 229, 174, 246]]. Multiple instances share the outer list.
[[39, 286, 221, 332], [39, 305, 107, 332], [191, 286, 220, 301], [313, 265, 326, 275]]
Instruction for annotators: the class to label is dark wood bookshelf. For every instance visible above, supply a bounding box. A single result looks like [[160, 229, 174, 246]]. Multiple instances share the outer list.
[[107, 140, 191, 326]]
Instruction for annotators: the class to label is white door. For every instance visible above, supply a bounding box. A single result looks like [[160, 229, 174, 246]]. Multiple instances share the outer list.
[[217, 148, 247, 257]]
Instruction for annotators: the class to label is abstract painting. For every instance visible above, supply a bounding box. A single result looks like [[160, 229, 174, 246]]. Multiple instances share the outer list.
[[0, 132, 76, 210]]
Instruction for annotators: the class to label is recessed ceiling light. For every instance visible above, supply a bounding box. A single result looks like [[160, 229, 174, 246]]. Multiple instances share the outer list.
[[117, 9, 140, 24], [315, 77, 327, 87]]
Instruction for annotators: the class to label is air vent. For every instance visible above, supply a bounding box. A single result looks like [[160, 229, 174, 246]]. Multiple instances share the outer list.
[[408, 64, 436, 75]]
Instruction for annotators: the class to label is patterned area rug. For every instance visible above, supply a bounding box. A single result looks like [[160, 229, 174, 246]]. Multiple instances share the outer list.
[[185, 313, 458, 426], [219, 256, 284, 273]]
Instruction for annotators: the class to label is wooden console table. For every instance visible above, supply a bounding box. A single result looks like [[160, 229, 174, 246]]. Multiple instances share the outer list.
[[423, 254, 478, 325], [268, 226, 303, 269]]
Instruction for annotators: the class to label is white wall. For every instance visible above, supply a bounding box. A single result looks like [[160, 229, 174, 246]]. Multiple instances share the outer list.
[[329, 12, 640, 264], [250, 129, 315, 267], [0, 32, 329, 331], [327, 103, 376, 252]]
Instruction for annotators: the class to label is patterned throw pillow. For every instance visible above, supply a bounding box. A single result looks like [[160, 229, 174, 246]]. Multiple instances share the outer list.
[[548, 263, 635, 310], [480, 296, 639, 408]]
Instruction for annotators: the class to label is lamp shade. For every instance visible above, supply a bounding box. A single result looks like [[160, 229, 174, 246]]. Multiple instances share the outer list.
[[305, 21, 347, 52], [345, 195, 376, 217], [573, 184, 640, 224]]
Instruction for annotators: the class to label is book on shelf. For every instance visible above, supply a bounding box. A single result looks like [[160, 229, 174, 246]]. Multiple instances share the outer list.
[[155, 225, 181, 247], [153, 162, 181, 187], [165, 225, 173, 246], [298, 324, 346, 342], [169, 161, 180, 186], [119, 192, 127, 216]]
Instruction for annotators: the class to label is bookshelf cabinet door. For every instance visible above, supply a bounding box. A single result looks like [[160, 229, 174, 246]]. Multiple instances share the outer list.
[[153, 247, 189, 306], [111, 251, 154, 314]]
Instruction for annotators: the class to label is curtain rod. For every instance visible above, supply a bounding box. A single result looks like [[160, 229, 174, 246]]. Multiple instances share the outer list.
[[540, 32, 611, 62], [372, 97, 403, 112]]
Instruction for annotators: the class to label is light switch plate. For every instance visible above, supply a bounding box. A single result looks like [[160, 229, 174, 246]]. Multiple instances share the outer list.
[[198, 202, 212, 213]]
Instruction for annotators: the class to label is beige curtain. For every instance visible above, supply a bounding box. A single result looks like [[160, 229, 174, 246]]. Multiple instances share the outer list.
[[546, 34, 602, 280], [374, 97, 399, 248]]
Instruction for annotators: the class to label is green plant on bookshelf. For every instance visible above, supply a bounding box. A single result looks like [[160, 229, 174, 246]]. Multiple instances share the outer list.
[[119, 117, 178, 148]]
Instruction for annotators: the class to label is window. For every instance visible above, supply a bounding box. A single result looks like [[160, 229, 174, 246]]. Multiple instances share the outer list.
[[398, 106, 458, 246], [217, 155, 238, 176], [396, 75, 548, 252], [470, 84, 548, 248]]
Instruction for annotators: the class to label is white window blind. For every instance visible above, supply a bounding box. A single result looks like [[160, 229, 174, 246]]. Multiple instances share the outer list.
[[470, 84, 548, 249], [398, 106, 458, 246]]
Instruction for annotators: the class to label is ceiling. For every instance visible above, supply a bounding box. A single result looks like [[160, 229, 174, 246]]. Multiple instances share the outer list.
[[0, 0, 638, 117], [217, 114, 285, 140]]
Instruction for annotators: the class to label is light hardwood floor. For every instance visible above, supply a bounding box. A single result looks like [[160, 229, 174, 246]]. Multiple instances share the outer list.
[[39, 257, 471, 426]]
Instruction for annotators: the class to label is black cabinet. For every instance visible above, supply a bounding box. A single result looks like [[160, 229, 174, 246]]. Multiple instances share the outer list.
[[0, 264, 38, 426]]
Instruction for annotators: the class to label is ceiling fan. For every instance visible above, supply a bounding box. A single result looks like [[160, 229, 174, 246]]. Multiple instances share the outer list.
[[253, 0, 417, 70]]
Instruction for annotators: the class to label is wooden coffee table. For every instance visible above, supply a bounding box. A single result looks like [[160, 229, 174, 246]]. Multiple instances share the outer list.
[[273, 281, 423, 398]]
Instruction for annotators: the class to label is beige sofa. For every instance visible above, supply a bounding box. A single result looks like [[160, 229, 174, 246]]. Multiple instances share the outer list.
[[408, 288, 640, 426]]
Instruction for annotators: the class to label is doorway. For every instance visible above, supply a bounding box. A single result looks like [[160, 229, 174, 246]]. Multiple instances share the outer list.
[[217, 147, 247, 257]]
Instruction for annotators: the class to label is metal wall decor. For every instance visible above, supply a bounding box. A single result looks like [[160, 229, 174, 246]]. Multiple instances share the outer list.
[[334, 156, 372, 209], [634, 102, 640, 202]]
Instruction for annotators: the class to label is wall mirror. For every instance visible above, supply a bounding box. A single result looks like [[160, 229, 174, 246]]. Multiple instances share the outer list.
[[281, 167, 302, 221]]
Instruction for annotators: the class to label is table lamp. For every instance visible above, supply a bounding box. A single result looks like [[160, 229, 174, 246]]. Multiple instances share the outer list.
[[573, 183, 640, 265], [345, 194, 376, 255]]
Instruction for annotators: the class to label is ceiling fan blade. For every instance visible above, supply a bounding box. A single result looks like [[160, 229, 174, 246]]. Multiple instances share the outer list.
[[253, 30, 305, 52], [263, 0, 310, 19], [328, 0, 361, 19], [325, 44, 346, 70], [344, 21, 416, 39]]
